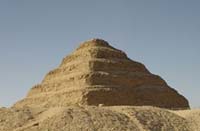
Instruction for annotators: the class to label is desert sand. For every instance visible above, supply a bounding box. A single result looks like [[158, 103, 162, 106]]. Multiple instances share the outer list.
[[0, 106, 199, 131]]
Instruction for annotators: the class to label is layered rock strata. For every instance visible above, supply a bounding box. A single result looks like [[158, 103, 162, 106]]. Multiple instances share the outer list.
[[14, 39, 189, 109]]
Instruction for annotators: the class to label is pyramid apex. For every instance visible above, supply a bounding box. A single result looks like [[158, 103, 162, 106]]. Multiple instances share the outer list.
[[88, 38, 108, 44], [85, 38, 109, 45], [77, 38, 110, 49]]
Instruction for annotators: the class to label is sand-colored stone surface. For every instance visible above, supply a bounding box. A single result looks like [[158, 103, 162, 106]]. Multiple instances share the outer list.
[[14, 39, 189, 109], [0, 106, 195, 131], [1, 39, 195, 131]]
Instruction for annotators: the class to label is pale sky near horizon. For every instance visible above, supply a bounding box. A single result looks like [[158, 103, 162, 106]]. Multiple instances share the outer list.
[[0, 0, 199, 108]]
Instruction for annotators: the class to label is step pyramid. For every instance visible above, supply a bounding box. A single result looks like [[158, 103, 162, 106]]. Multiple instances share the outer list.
[[14, 39, 189, 109]]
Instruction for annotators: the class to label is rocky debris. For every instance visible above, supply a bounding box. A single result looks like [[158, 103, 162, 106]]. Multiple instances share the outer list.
[[13, 39, 189, 109], [0, 106, 193, 131]]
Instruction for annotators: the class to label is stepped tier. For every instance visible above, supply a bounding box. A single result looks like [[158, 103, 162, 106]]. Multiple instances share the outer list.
[[14, 39, 189, 109]]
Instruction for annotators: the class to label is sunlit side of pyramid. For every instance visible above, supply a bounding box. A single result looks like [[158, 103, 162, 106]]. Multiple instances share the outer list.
[[14, 39, 189, 109]]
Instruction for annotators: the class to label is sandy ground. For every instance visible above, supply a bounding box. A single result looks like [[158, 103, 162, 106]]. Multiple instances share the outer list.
[[173, 109, 200, 131], [0, 106, 198, 131]]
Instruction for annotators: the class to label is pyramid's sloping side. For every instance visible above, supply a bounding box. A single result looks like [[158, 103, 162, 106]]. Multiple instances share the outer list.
[[13, 39, 190, 109]]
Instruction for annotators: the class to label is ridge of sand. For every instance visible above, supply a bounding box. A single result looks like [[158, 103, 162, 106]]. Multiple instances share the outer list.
[[173, 109, 200, 131], [0, 106, 196, 131]]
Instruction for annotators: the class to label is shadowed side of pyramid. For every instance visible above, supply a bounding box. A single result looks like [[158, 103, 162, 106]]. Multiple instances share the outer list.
[[13, 39, 190, 109]]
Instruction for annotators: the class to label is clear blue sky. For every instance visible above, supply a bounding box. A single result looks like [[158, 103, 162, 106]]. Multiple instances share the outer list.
[[0, 0, 199, 108]]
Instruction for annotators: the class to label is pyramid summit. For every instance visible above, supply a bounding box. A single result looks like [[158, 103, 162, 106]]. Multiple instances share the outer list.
[[14, 39, 189, 109]]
